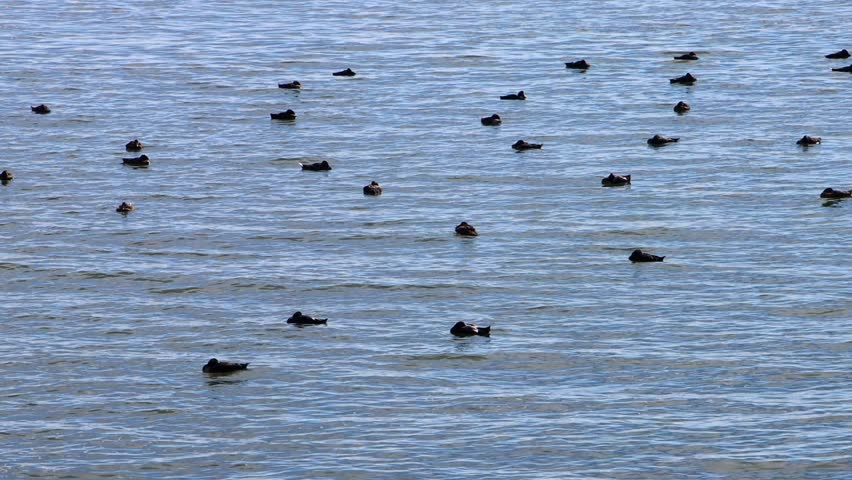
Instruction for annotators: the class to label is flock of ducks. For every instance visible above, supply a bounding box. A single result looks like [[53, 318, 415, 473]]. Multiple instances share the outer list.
[[7, 48, 851, 375]]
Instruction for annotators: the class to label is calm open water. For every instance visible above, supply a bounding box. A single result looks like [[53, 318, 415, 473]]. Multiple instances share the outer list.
[[1, 1, 851, 478]]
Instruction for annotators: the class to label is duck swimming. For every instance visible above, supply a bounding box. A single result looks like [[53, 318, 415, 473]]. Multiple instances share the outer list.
[[500, 90, 526, 100], [670, 73, 697, 84], [125, 139, 143, 152], [796, 135, 821, 146], [202, 358, 249, 374], [629, 249, 665, 262], [450, 321, 491, 337], [333, 68, 356, 77], [300, 160, 332, 171], [0, 170, 12, 183], [116, 201, 134, 213], [601, 173, 631, 186], [674, 52, 699, 60], [674, 101, 691, 113], [820, 188, 852, 199], [287, 311, 328, 325], [31, 104, 51, 114], [455, 222, 478, 236], [271, 109, 296, 120], [565, 59, 590, 69], [278, 80, 302, 89], [831, 64, 852, 72], [512, 139, 542, 150], [647, 134, 679, 146], [122, 154, 150, 167], [481, 114, 502, 126], [825, 49, 850, 59], [363, 181, 382, 196]]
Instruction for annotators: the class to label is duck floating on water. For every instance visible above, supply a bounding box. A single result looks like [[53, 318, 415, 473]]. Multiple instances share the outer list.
[[647, 134, 679, 146], [629, 249, 665, 263], [674, 52, 699, 60], [512, 139, 542, 150], [820, 188, 852, 199], [602, 173, 631, 186], [333, 68, 356, 77], [31, 104, 51, 114], [674, 101, 691, 114], [271, 109, 296, 120], [125, 139, 143, 152], [825, 49, 850, 59], [831, 64, 852, 72], [300, 160, 332, 171], [0, 170, 13, 183], [796, 135, 821, 146], [481, 114, 502, 126], [670, 73, 697, 84], [363, 181, 382, 196], [122, 154, 150, 167], [278, 80, 302, 89], [565, 59, 590, 69], [455, 222, 478, 236], [116, 201, 134, 213], [202, 358, 249, 374], [287, 311, 328, 325], [450, 321, 491, 337], [500, 90, 526, 100]]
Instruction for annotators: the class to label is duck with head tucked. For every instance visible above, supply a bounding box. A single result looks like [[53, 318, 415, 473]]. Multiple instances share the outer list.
[[271, 109, 297, 120], [122, 154, 150, 167], [455, 221, 478, 236], [278, 80, 302, 89], [333, 68, 356, 77], [831, 64, 852, 72], [0, 170, 13, 183], [116, 201, 134, 213], [647, 134, 679, 147], [674, 52, 699, 60], [287, 311, 328, 325], [202, 358, 249, 374], [629, 249, 665, 263], [825, 49, 850, 59], [602, 173, 631, 186], [796, 135, 821, 146], [481, 114, 502, 126], [565, 59, 590, 69], [674, 101, 691, 114], [300, 160, 332, 171], [363, 181, 382, 196], [820, 188, 852, 199], [31, 104, 51, 114], [512, 139, 543, 150], [500, 90, 526, 100], [125, 139, 143, 152], [670, 73, 697, 84], [450, 321, 491, 337]]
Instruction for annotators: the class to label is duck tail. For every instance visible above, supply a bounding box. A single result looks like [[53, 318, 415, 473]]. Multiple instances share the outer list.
[[478, 326, 491, 337]]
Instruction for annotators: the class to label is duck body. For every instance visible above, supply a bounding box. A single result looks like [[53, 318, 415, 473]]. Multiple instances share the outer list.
[[300, 160, 332, 171], [271, 109, 296, 120], [500, 90, 526, 100], [333, 68, 356, 77], [602, 173, 631, 186], [670, 73, 697, 84], [31, 104, 51, 114], [512, 139, 543, 150], [481, 114, 502, 126], [796, 135, 821, 146], [647, 134, 679, 146], [287, 311, 328, 325], [116, 201, 134, 213], [629, 249, 665, 263], [820, 188, 852, 199], [0, 170, 12, 182], [203, 358, 249, 373], [674, 101, 691, 113], [831, 64, 852, 72], [122, 154, 150, 167], [455, 222, 478, 236], [451, 321, 491, 337], [826, 49, 850, 59], [674, 52, 699, 60], [363, 181, 382, 196], [125, 139, 143, 152], [565, 59, 590, 69], [278, 80, 302, 89]]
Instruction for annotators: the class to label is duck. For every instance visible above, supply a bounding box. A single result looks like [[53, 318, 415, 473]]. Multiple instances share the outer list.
[[271, 109, 296, 120], [825, 49, 850, 59], [512, 139, 543, 150], [287, 311, 328, 325], [820, 188, 852, 199], [455, 221, 478, 236], [0, 170, 12, 182], [831, 64, 852, 72], [450, 321, 491, 337], [202, 358, 249, 374], [500, 90, 526, 100], [363, 181, 383, 196], [629, 249, 665, 263], [674, 52, 699, 60], [673, 101, 691, 113], [115, 201, 134, 213], [565, 59, 590, 69], [300, 160, 332, 171], [333, 68, 356, 77], [481, 114, 502, 126], [601, 173, 631, 186], [122, 154, 150, 167], [278, 80, 302, 89], [125, 139, 143, 152], [669, 73, 697, 84], [31, 104, 51, 114], [647, 134, 679, 146], [796, 135, 821, 146]]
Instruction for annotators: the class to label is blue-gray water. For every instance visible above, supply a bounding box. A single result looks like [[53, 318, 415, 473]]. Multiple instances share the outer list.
[[1, 1, 851, 478]]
